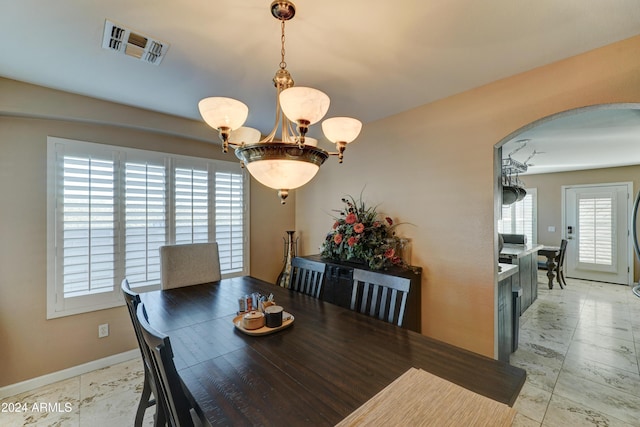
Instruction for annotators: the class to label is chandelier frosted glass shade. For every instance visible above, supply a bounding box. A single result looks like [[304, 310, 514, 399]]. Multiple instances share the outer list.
[[303, 137, 318, 147], [279, 87, 330, 125], [322, 117, 363, 143], [230, 126, 261, 144], [198, 97, 249, 130], [247, 160, 319, 189]]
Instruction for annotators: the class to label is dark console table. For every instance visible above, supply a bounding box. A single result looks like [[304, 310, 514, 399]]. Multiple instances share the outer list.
[[297, 255, 422, 333]]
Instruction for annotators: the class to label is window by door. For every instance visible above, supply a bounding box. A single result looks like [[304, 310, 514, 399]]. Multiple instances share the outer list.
[[499, 188, 537, 244]]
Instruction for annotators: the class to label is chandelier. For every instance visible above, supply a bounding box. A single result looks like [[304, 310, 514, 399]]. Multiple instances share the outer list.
[[198, 0, 362, 204]]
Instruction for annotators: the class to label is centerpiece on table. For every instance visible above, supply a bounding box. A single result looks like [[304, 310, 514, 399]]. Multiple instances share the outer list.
[[321, 194, 410, 270]]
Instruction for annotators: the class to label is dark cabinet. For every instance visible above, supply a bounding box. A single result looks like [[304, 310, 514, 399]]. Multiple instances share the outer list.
[[519, 254, 532, 310], [298, 255, 422, 333], [511, 253, 538, 315], [497, 276, 512, 362], [500, 249, 539, 315], [323, 263, 354, 309], [498, 275, 521, 362]]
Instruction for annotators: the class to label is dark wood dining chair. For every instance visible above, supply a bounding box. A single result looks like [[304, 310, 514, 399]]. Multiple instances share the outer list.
[[136, 303, 205, 427], [121, 279, 165, 427], [289, 257, 326, 298], [350, 268, 411, 327], [556, 239, 568, 289]]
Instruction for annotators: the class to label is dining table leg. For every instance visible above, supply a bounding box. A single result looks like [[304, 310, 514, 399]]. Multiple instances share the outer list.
[[545, 255, 556, 289]]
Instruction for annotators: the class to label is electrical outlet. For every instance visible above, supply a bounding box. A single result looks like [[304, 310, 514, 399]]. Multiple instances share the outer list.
[[98, 323, 109, 338]]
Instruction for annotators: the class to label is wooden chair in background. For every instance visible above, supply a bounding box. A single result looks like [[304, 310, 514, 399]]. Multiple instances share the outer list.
[[350, 269, 411, 327], [288, 257, 326, 298], [556, 239, 568, 289]]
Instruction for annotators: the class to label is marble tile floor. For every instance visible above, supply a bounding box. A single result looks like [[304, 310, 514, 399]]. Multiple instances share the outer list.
[[512, 273, 640, 427], [2, 273, 639, 426], [0, 358, 153, 427]]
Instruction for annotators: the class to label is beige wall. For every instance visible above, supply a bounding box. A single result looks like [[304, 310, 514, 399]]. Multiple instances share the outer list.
[[296, 35, 640, 357], [524, 165, 640, 281], [0, 79, 294, 386]]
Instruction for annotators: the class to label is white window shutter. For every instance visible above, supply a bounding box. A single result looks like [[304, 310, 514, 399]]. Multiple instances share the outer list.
[[175, 166, 209, 244], [578, 196, 613, 266], [48, 137, 249, 318], [60, 155, 117, 298], [215, 171, 244, 274], [124, 161, 166, 288]]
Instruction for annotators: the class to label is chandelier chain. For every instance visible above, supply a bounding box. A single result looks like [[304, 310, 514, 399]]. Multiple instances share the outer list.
[[280, 20, 287, 70]]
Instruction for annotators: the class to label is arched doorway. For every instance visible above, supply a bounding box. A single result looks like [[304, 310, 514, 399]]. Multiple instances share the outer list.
[[495, 103, 640, 286], [493, 103, 640, 361]]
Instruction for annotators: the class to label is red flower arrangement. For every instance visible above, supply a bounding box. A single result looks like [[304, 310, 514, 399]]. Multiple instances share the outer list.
[[321, 193, 409, 270]]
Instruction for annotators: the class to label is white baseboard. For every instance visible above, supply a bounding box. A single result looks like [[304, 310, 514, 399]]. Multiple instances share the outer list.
[[0, 349, 140, 399]]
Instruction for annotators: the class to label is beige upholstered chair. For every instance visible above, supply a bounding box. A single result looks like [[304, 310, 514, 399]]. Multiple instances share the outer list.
[[159, 242, 221, 289]]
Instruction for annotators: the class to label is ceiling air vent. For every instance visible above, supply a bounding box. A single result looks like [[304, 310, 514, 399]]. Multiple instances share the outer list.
[[102, 19, 169, 65]]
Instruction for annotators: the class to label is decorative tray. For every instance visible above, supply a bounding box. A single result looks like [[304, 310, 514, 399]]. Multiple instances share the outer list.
[[233, 311, 294, 336]]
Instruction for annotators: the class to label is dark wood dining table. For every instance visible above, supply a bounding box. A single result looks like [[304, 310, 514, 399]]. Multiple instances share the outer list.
[[141, 276, 526, 426]]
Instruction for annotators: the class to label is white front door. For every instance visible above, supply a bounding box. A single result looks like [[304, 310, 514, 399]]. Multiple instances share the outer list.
[[563, 183, 632, 285]]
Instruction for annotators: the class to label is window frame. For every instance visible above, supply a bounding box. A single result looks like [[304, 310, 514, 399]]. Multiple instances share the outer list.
[[499, 188, 537, 244], [46, 136, 250, 319]]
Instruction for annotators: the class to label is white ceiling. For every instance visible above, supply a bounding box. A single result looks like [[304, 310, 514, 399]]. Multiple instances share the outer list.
[[502, 107, 640, 175], [1, 0, 640, 162]]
